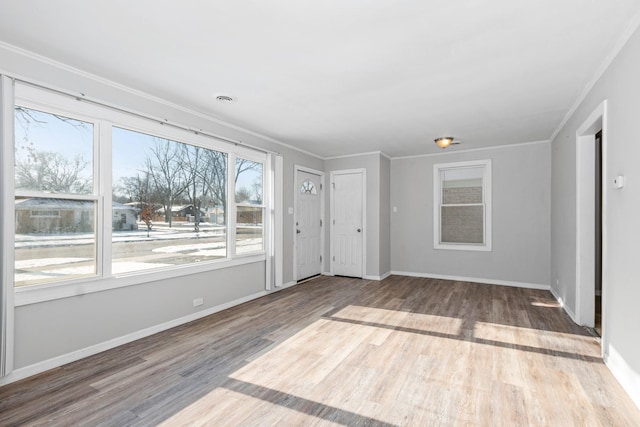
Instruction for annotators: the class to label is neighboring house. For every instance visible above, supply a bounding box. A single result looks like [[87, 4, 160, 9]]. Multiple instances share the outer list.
[[155, 204, 206, 222], [206, 205, 226, 225], [236, 206, 262, 225], [15, 198, 138, 233], [112, 202, 139, 231]]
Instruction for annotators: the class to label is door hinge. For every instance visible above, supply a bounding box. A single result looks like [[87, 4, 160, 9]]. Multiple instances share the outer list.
[[320, 255, 323, 262], [333, 219, 335, 225], [333, 256, 335, 261], [320, 219, 323, 227], [320, 183, 323, 190], [332, 182, 335, 189]]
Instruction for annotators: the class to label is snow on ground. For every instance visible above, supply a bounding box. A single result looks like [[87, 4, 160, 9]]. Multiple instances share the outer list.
[[15, 221, 262, 285], [152, 242, 227, 254], [16, 261, 186, 285], [15, 258, 91, 269], [152, 238, 262, 257], [15, 221, 228, 249], [112, 262, 173, 274], [15, 238, 262, 285]]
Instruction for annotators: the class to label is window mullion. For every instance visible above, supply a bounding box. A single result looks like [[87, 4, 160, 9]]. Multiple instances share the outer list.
[[99, 121, 112, 278], [228, 153, 237, 258]]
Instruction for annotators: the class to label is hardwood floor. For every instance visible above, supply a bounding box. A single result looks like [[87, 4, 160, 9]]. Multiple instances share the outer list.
[[1, 275, 638, 426]]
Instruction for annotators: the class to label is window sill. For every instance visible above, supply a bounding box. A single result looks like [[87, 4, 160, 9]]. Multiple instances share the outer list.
[[434, 243, 492, 252], [14, 254, 266, 306]]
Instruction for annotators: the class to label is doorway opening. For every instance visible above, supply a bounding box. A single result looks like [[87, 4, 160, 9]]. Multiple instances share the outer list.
[[575, 100, 607, 352], [594, 130, 602, 336]]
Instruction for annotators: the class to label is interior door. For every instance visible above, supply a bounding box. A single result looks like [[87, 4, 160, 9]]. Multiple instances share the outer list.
[[296, 170, 322, 281], [332, 171, 363, 278]]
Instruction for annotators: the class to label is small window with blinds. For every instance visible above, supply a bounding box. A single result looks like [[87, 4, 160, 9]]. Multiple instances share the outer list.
[[433, 159, 492, 251]]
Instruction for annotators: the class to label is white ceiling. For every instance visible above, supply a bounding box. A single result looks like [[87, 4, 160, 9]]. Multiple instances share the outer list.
[[1, 1, 639, 158]]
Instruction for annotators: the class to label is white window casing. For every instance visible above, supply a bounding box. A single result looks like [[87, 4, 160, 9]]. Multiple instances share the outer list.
[[433, 159, 492, 251]]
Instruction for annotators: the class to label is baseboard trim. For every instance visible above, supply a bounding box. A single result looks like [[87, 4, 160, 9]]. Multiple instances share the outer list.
[[549, 286, 579, 324], [604, 345, 640, 410], [390, 271, 550, 290], [279, 281, 297, 289], [363, 271, 392, 281], [0, 290, 269, 387]]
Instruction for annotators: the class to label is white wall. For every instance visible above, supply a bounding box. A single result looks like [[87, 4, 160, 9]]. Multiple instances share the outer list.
[[550, 25, 640, 408], [391, 142, 551, 288], [0, 44, 323, 380]]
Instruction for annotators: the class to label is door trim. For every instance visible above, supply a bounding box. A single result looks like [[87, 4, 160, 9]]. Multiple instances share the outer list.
[[575, 100, 607, 357], [330, 168, 366, 278], [293, 165, 325, 283]]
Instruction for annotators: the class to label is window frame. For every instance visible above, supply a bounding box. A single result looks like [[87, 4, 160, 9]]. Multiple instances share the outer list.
[[10, 83, 269, 306], [433, 159, 492, 251], [14, 100, 103, 285]]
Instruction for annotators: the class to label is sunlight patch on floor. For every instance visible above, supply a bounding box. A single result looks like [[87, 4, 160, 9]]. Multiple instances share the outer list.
[[331, 304, 464, 336], [472, 321, 600, 358]]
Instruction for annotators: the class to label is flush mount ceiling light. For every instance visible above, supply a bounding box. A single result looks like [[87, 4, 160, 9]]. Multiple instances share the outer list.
[[214, 94, 236, 104], [434, 137, 454, 148], [434, 137, 461, 149]]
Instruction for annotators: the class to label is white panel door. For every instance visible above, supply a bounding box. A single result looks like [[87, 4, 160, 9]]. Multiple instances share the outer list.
[[296, 170, 322, 281], [332, 171, 363, 278]]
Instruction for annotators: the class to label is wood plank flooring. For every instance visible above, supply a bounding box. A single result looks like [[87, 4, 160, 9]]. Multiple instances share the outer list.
[[1, 275, 639, 426]]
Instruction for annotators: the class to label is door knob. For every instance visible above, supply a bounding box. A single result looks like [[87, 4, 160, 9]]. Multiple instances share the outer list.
[[296, 229, 301, 234], [357, 228, 361, 232]]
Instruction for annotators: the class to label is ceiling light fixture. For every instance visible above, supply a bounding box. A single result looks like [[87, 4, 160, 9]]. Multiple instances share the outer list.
[[215, 95, 236, 104], [434, 136, 454, 149]]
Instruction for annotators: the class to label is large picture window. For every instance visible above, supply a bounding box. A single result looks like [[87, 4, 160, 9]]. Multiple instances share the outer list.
[[10, 84, 270, 300], [112, 127, 228, 274], [433, 159, 492, 251]]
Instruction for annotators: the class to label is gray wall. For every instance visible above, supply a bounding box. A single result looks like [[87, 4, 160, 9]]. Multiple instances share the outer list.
[[324, 153, 389, 278], [379, 155, 391, 276], [0, 44, 322, 371], [551, 25, 640, 401], [391, 142, 551, 286], [15, 263, 264, 367]]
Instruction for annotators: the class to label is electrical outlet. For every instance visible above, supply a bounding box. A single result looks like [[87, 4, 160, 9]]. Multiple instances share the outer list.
[[193, 297, 204, 307]]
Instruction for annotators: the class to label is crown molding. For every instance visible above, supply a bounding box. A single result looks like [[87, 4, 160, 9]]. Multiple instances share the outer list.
[[0, 41, 325, 160], [391, 139, 550, 160], [325, 150, 391, 161]]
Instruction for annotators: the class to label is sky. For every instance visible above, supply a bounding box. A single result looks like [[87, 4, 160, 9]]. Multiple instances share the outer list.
[[15, 107, 261, 199]]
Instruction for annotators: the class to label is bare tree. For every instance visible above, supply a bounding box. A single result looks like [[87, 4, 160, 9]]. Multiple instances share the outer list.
[[235, 158, 259, 185], [140, 205, 153, 238], [252, 178, 263, 204], [200, 150, 227, 223], [235, 186, 252, 203], [146, 138, 187, 227], [124, 171, 154, 237], [14, 105, 93, 194], [178, 145, 209, 232], [15, 151, 91, 193]]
